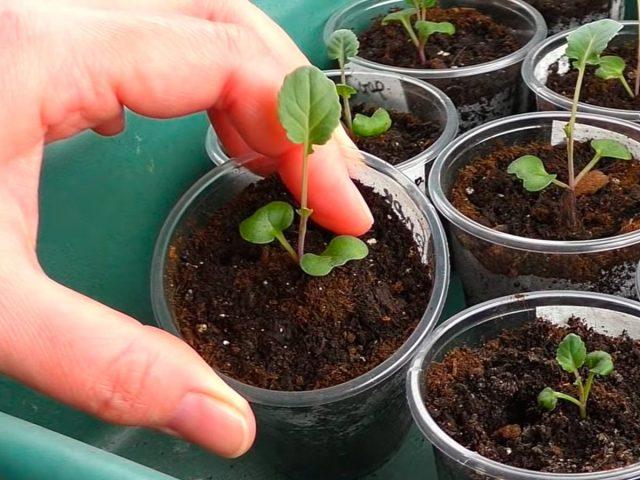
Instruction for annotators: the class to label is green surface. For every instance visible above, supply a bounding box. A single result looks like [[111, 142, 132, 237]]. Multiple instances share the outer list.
[[1, 1, 635, 479]]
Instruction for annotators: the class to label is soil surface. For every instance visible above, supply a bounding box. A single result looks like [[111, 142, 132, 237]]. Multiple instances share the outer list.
[[352, 104, 442, 165], [547, 42, 640, 110], [425, 317, 640, 473], [450, 140, 640, 240], [527, 0, 610, 30], [166, 176, 433, 391], [358, 7, 522, 69]]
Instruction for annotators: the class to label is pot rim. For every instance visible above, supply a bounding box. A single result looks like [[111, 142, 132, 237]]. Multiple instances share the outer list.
[[407, 290, 640, 480], [637, 261, 640, 301], [428, 110, 640, 254], [324, 0, 547, 79], [150, 152, 450, 407], [205, 69, 459, 171], [522, 21, 640, 121]]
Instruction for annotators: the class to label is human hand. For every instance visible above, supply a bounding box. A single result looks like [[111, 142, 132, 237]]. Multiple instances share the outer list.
[[0, 0, 373, 458]]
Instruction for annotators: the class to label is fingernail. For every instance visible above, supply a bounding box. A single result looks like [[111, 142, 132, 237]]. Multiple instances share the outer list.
[[167, 392, 255, 458]]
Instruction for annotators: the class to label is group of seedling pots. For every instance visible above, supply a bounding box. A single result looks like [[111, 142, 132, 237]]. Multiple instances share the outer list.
[[151, 0, 640, 479]]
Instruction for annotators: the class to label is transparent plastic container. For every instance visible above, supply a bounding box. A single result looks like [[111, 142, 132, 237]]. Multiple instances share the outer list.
[[205, 70, 458, 190], [526, 0, 624, 35], [324, 0, 547, 130], [428, 111, 640, 305], [408, 290, 640, 480], [150, 153, 450, 479], [523, 22, 640, 122]]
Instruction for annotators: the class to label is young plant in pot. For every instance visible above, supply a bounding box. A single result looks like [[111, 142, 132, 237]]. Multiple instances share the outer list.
[[524, 0, 624, 35], [205, 29, 458, 190], [523, 19, 640, 122], [325, 0, 547, 130], [408, 290, 640, 480], [429, 19, 640, 305], [153, 65, 450, 479]]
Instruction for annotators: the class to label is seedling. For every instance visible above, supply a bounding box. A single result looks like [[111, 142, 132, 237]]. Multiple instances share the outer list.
[[327, 29, 392, 138], [508, 20, 629, 227], [538, 333, 614, 419], [240, 65, 369, 276], [595, 56, 634, 98], [382, 1, 455, 65]]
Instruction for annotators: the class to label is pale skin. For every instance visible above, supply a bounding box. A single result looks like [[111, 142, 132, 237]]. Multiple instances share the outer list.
[[0, 0, 373, 458]]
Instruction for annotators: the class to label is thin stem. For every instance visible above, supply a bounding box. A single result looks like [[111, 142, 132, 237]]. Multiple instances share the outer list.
[[296, 147, 312, 260], [401, 18, 421, 50], [574, 372, 587, 419], [636, 0, 640, 96], [555, 392, 584, 410], [274, 232, 298, 262], [583, 371, 596, 407], [565, 63, 586, 229], [339, 60, 353, 134], [418, 38, 427, 65], [574, 153, 602, 185], [552, 179, 571, 189], [620, 75, 635, 99]]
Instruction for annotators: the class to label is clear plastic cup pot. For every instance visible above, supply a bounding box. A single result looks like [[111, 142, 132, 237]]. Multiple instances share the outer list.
[[150, 153, 450, 479], [205, 70, 459, 190], [429, 111, 640, 305], [523, 22, 640, 122], [526, 0, 624, 35], [408, 290, 640, 480], [324, 0, 547, 131]]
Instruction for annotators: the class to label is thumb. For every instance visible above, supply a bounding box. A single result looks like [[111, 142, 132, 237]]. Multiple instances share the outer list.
[[0, 268, 255, 458]]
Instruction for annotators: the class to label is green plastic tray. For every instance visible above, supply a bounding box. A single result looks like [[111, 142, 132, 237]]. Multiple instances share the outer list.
[[0, 1, 634, 478]]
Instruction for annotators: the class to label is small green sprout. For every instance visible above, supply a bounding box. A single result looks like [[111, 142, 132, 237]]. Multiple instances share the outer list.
[[327, 29, 392, 138], [538, 333, 614, 419], [240, 65, 370, 276], [352, 108, 392, 137], [382, 1, 453, 65], [300, 236, 369, 276], [595, 56, 634, 98]]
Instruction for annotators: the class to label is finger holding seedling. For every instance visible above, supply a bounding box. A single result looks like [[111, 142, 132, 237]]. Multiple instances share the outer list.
[[538, 333, 614, 419]]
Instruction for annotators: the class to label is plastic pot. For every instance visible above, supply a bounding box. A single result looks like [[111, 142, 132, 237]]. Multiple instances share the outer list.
[[150, 153, 450, 479], [525, 0, 624, 35], [408, 290, 640, 480], [523, 21, 640, 122], [429, 111, 640, 305], [324, 0, 547, 131], [205, 69, 458, 190], [637, 260, 640, 301]]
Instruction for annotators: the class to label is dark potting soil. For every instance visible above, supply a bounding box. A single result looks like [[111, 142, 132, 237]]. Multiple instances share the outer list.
[[450, 140, 640, 241], [358, 7, 523, 69], [165, 176, 433, 391], [526, 0, 610, 30], [424, 317, 640, 473], [352, 104, 442, 165], [547, 42, 640, 110]]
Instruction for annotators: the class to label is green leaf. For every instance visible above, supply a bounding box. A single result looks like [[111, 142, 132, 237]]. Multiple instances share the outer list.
[[278, 66, 341, 154], [556, 333, 587, 374], [565, 19, 623, 67], [352, 108, 392, 137], [382, 8, 417, 26], [591, 139, 632, 160], [415, 20, 455, 42], [538, 387, 558, 411], [335, 83, 358, 100], [595, 55, 626, 80], [507, 155, 557, 192], [406, 0, 437, 8], [327, 29, 360, 64], [239, 201, 294, 244], [300, 236, 369, 276], [585, 351, 614, 376]]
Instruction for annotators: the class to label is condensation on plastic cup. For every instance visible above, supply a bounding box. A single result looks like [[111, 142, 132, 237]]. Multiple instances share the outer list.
[[408, 290, 640, 480], [522, 21, 640, 123], [151, 152, 450, 479], [428, 111, 640, 305], [205, 69, 459, 190], [324, 0, 547, 130]]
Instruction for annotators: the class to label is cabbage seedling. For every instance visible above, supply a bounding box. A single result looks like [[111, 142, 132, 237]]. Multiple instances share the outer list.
[[382, 1, 455, 65], [240, 66, 369, 276], [507, 20, 626, 227], [538, 333, 613, 419], [327, 29, 392, 138], [595, 55, 634, 98]]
